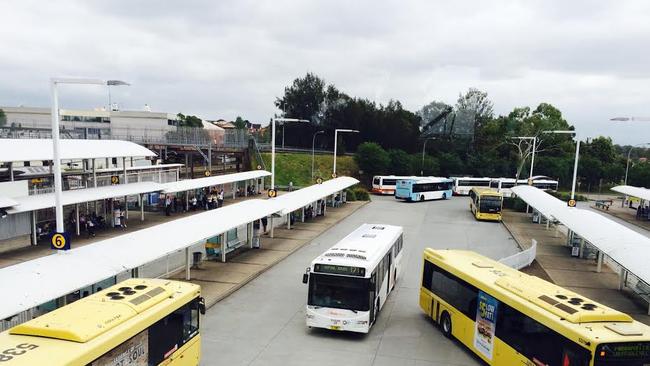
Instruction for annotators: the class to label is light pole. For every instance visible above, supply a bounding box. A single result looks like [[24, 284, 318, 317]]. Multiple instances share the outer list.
[[50, 78, 130, 238], [421, 137, 436, 176], [311, 130, 324, 180], [333, 129, 359, 176], [622, 143, 650, 206], [270, 118, 309, 190]]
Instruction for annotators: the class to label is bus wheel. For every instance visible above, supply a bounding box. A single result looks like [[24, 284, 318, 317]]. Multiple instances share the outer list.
[[419, 196, 425, 202], [440, 311, 452, 338]]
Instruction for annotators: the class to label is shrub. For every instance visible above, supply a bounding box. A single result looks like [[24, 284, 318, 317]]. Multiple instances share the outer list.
[[353, 187, 370, 201], [345, 189, 357, 201]]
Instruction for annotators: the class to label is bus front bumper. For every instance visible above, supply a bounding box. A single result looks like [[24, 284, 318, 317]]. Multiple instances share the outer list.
[[306, 306, 370, 333]]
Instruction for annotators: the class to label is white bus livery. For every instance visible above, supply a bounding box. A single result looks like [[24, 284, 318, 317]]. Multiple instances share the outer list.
[[490, 176, 559, 197], [451, 177, 492, 196], [371, 175, 416, 195], [302, 224, 404, 333]]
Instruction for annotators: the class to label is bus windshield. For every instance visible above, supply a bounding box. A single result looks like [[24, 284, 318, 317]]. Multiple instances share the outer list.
[[308, 273, 369, 311], [479, 196, 502, 213]]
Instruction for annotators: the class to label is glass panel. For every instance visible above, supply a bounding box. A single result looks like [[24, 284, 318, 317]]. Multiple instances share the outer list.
[[308, 273, 370, 311]]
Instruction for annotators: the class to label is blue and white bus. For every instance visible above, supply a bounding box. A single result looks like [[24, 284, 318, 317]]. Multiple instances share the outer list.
[[395, 177, 453, 202]]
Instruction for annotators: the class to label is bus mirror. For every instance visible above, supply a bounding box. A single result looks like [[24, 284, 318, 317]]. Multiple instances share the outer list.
[[302, 273, 309, 284], [198, 297, 206, 315]]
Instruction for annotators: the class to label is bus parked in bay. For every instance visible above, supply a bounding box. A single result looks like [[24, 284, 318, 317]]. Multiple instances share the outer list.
[[371, 175, 416, 195], [451, 177, 492, 196], [469, 188, 503, 221], [0, 278, 205, 366], [302, 224, 404, 333], [420, 249, 650, 366], [490, 176, 559, 197], [395, 177, 453, 202]]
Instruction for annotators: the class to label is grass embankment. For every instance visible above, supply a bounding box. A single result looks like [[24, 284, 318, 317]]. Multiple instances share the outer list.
[[253, 152, 358, 187]]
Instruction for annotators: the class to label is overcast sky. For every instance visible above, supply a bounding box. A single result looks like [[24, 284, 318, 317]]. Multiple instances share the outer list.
[[1, 0, 649, 144]]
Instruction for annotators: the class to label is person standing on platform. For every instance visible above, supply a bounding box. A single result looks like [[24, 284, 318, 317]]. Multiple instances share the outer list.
[[218, 189, 224, 208], [165, 195, 172, 216], [261, 216, 268, 234]]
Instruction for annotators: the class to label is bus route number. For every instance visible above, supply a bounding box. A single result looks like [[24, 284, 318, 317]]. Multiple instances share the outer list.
[[0, 343, 39, 362]]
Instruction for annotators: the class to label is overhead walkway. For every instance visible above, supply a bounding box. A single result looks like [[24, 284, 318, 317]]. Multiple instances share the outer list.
[[512, 185, 650, 314]]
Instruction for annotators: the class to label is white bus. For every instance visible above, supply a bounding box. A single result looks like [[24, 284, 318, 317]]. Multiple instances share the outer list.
[[371, 175, 416, 195], [490, 176, 559, 197], [451, 177, 492, 196], [302, 224, 404, 333]]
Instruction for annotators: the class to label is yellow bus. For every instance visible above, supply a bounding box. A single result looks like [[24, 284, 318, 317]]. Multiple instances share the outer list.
[[420, 249, 650, 366], [469, 187, 503, 221], [0, 278, 205, 366]]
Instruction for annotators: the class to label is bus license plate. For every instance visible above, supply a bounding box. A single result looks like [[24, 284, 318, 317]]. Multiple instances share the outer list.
[[330, 325, 341, 331]]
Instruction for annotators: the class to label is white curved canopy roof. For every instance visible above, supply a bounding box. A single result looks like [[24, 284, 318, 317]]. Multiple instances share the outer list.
[[0, 139, 156, 163], [162, 170, 271, 193], [512, 185, 650, 287], [270, 176, 359, 215], [611, 185, 650, 201]]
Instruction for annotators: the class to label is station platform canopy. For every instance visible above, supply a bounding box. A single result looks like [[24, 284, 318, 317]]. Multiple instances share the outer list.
[[0, 199, 280, 320], [161, 170, 271, 194], [270, 176, 359, 215], [96, 163, 184, 174], [512, 185, 650, 286], [611, 185, 650, 201], [0, 139, 156, 163], [0, 197, 19, 208], [6, 182, 163, 214]]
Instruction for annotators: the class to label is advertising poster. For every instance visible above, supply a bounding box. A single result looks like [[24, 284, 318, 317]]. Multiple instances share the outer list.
[[474, 291, 498, 360], [91, 330, 148, 366]]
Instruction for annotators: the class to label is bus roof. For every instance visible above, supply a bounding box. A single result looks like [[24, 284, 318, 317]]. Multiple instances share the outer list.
[[0, 279, 200, 365], [312, 224, 403, 274], [424, 249, 650, 341], [470, 187, 502, 196], [452, 176, 492, 181], [403, 177, 452, 184]]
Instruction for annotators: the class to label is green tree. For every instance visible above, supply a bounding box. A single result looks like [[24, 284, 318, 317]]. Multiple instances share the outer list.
[[355, 142, 390, 180], [388, 149, 412, 175], [413, 154, 440, 176], [438, 152, 465, 176], [234, 116, 246, 129], [275, 72, 327, 121], [176, 113, 203, 128]]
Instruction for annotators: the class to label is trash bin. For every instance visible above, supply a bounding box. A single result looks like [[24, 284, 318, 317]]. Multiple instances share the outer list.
[[192, 252, 202, 269]]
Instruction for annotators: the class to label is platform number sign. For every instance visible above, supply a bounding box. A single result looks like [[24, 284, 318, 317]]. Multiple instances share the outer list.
[[110, 175, 120, 185], [316, 177, 323, 184], [204, 170, 211, 177], [331, 173, 337, 178], [567, 199, 577, 208], [257, 165, 262, 170], [267, 189, 277, 198], [50, 232, 71, 251]]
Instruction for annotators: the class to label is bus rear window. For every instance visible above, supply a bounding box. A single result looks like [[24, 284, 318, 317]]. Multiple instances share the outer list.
[[595, 342, 650, 366]]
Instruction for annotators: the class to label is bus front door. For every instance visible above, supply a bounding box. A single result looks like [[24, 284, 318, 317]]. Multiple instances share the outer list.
[[369, 273, 377, 324]]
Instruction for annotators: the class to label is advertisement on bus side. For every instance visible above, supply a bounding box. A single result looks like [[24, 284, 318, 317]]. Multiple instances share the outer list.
[[474, 291, 498, 360], [91, 330, 148, 366]]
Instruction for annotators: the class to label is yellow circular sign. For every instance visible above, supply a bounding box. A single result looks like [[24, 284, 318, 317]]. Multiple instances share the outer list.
[[267, 189, 277, 198], [316, 177, 323, 184], [204, 170, 211, 177], [51, 233, 66, 249], [257, 165, 262, 170], [331, 173, 337, 178], [111, 176, 119, 185], [567, 199, 577, 208]]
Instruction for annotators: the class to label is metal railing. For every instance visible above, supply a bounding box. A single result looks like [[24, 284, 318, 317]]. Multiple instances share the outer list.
[[499, 239, 537, 270]]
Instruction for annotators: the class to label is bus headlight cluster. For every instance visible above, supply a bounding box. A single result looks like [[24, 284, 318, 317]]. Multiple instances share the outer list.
[[356, 320, 368, 325]]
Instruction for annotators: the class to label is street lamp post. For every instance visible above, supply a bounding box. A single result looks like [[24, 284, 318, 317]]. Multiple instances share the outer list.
[[421, 137, 436, 176], [333, 129, 359, 176], [622, 143, 650, 206], [50, 78, 129, 238], [311, 130, 324, 180], [270, 118, 309, 190]]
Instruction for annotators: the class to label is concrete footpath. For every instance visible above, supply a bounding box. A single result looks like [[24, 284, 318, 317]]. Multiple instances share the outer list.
[[502, 210, 650, 324], [591, 197, 650, 232], [171, 201, 368, 308]]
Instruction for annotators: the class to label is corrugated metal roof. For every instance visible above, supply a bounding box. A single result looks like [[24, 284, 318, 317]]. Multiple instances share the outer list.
[[512, 185, 650, 286], [161, 170, 271, 193], [0, 139, 156, 163]]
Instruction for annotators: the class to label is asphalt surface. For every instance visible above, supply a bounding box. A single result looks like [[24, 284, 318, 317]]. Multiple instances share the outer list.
[[201, 195, 520, 366]]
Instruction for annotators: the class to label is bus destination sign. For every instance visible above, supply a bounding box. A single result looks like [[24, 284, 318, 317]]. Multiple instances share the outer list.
[[598, 342, 650, 360], [314, 264, 365, 277]]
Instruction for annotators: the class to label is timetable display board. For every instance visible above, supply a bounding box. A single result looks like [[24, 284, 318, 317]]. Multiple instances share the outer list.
[[314, 264, 366, 277]]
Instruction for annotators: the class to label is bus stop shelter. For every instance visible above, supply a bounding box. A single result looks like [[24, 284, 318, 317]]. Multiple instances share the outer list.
[[611, 185, 650, 220], [513, 185, 650, 314]]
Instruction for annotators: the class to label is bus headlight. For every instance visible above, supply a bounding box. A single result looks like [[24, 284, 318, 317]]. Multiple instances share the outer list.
[[356, 320, 368, 325]]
